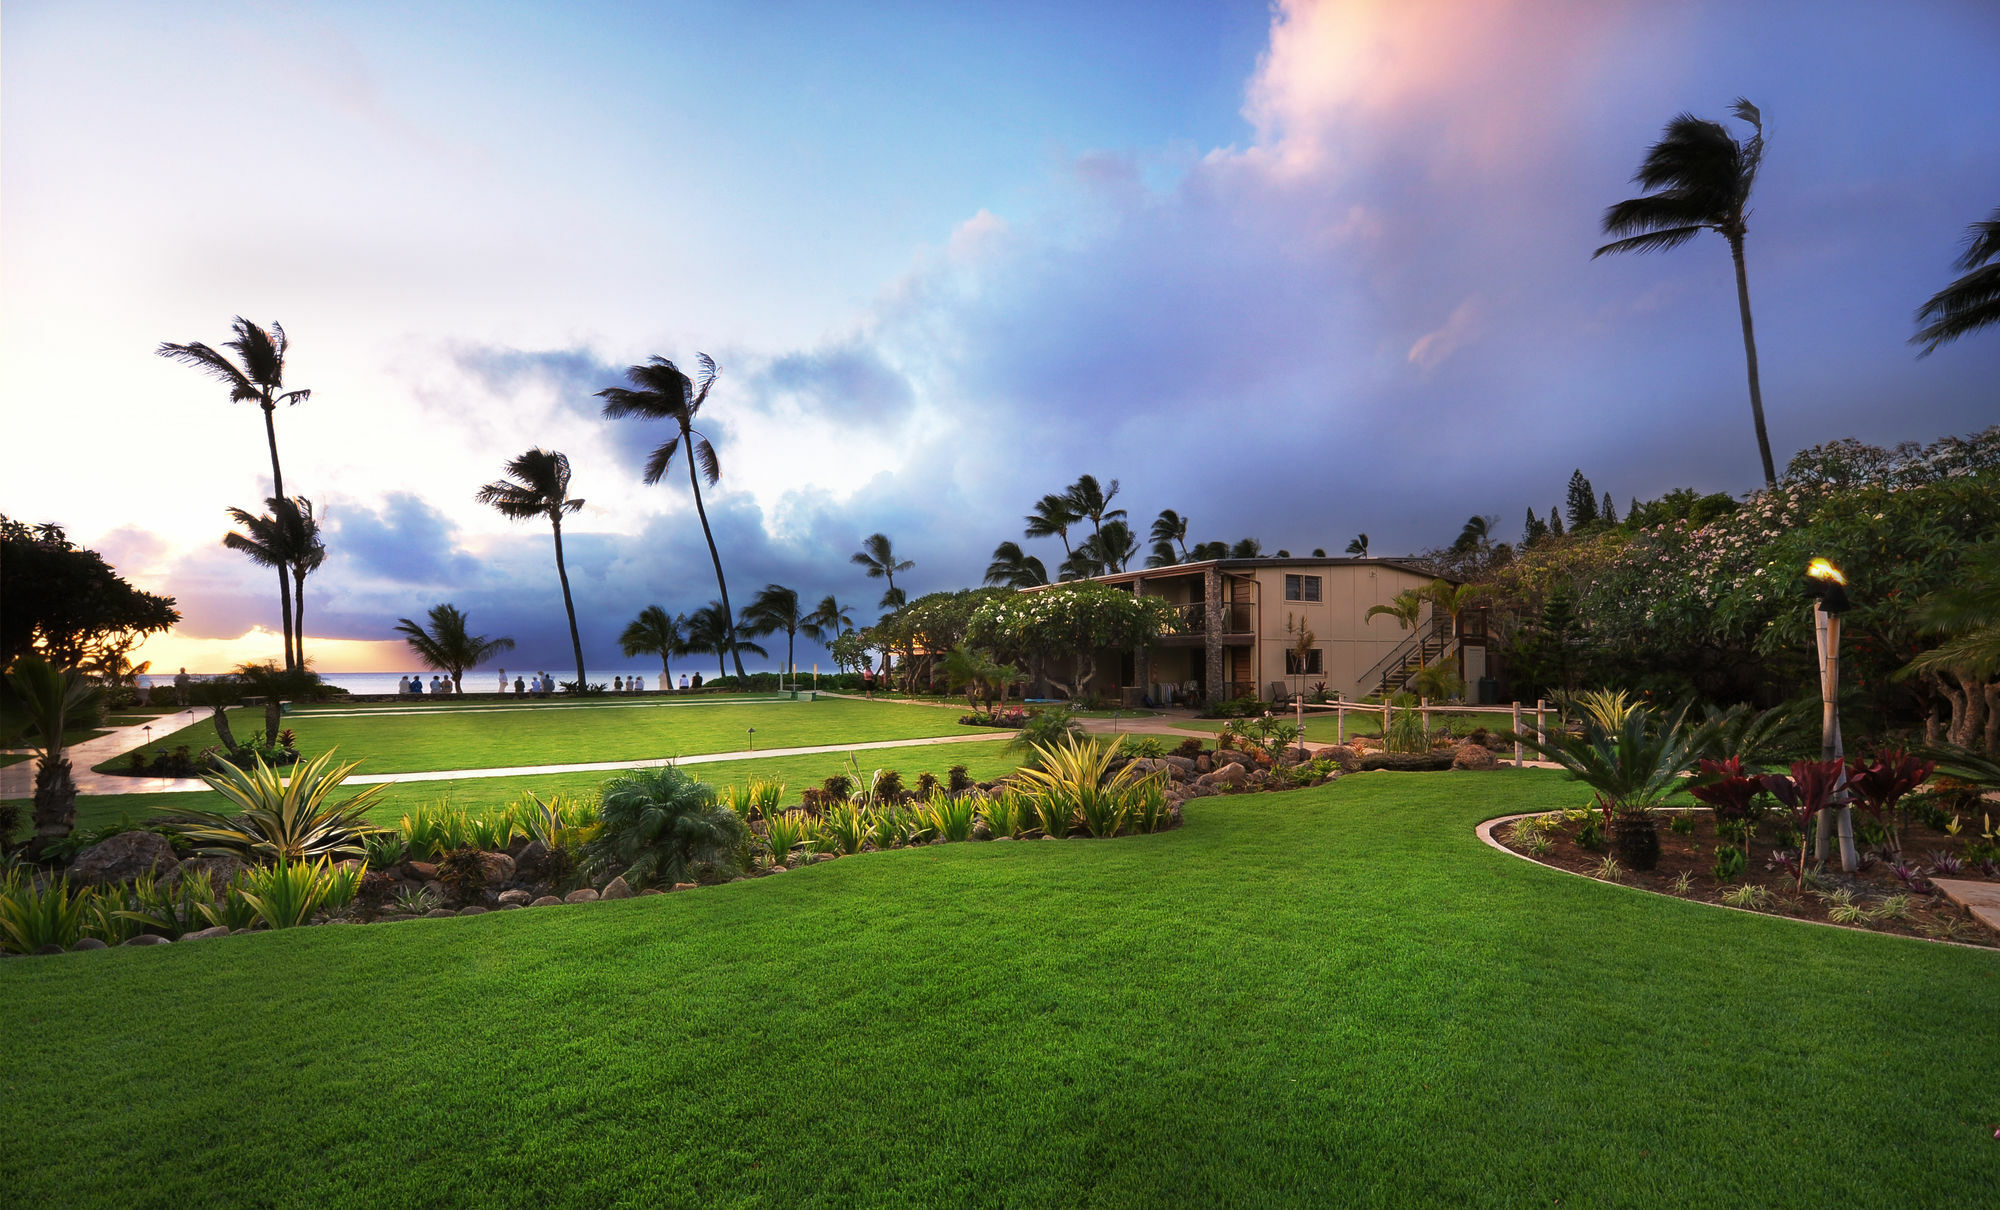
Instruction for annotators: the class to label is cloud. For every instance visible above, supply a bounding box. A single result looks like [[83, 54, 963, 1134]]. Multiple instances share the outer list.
[[1407, 298, 1482, 372], [331, 492, 480, 585]]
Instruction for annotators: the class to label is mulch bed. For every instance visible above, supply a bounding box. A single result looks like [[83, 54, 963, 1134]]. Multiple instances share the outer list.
[[1495, 807, 1999, 947]]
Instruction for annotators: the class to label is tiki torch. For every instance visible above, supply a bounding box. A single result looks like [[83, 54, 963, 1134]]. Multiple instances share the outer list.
[[1805, 557, 1856, 870]]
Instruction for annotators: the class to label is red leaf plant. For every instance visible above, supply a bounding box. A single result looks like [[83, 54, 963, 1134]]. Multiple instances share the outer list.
[[1759, 759, 1849, 892], [1689, 756, 1765, 864], [1844, 749, 1935, 857]]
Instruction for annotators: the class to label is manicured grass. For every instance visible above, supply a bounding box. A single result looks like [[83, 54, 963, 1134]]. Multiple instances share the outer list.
[[4, 770, 1994, 1206], [19, 739, 1029, 838], [98, 696, 991, 775]]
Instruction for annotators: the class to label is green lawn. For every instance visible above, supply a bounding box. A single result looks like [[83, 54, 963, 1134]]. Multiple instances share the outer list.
[[21, 739, 1029, 838], [4, 770, 1993, 1207], [99, 696, 991, 775]]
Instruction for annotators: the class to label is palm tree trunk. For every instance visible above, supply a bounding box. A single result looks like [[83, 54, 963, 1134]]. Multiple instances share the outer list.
[[549, 517, 587, 691], [786, 626, 795, 691], [1728, 234, 1778, 488], [292, 569, 308, 667], [275, 566, 296, 671], [660, 652, 671, 686], [29, 752, 78, 856], [685, 438, 746, 679], [262, 399, 286, 498]]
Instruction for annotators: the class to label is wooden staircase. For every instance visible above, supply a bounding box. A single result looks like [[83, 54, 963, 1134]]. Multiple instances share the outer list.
[[1368, 616, 1454, 698]]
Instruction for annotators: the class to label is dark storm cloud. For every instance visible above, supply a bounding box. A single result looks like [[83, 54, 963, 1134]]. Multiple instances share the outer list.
[[331, 492, 481, 585]]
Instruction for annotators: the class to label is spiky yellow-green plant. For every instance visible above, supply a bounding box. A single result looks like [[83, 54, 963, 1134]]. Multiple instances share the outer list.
[[1012, 734, 1166, 839], [155, 750, 387, 864]]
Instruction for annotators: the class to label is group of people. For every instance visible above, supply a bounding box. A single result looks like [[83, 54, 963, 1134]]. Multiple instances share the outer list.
[[609, 675, 647, 693], [398, 674, 457, 696], [392, 668, 718, 697], [496, 669, 565, 697]]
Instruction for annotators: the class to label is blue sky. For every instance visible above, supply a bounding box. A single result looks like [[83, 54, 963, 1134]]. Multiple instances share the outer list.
[[3, 0, 1996, 673]]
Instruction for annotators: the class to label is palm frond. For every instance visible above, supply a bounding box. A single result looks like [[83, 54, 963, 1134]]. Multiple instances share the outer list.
[[1912, 262, 2000, 355], [641, 436, 682, 485], [693, 435, 721, 486], [1593, 225, 1707, 258]]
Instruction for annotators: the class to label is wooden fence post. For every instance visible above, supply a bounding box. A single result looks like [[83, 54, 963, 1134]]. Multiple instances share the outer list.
[[1419, 697, 1429, 737], [1512, 701, 1523, 767], [1535, 699, 1546, 750], [1335, 694, 1345, 744]]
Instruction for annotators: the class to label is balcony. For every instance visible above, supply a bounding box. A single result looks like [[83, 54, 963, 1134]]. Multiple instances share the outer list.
[[1156, 602, 1254, 645]]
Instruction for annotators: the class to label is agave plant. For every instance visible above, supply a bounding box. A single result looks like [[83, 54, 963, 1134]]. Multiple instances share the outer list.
[[154, 750, 387, 864]]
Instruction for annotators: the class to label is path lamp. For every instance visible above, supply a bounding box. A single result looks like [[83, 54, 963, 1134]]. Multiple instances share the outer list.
[[1805, 557, 1857, 870], [747, 727, 755, 752]]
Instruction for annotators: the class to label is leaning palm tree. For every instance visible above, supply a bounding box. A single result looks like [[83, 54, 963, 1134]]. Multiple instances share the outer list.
[[393, 604, 516, 693], [223, 499, 310, 670], [740, 585, 803, 689], [1595, 98, 1776, 487], [852, 533, 914, 610], [1913, 206, 2000, 355], [1229, 537, 1263, 559], [1091, 519, 1139, 573], [1065, 474, 1125, 539], [1024, 493, 1082, 556], [276, 498, 324, 667], [157, 318, 311, 497], [1366, 588, 1426, 632], [687, 600, 765, 682], [1149, 509, 1191, 562], [801, 595, 855, 646], [3, 656, 101, 858], [598, 354, 747, 679], [985, 541, 1050, 588], [477, 448, 587, 691], [1346, 533, 1370, 557], [619, 605, 686, 688]]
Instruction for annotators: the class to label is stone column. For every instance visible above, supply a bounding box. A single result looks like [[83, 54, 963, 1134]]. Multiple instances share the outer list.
[[1204, 565, 1225, 702]]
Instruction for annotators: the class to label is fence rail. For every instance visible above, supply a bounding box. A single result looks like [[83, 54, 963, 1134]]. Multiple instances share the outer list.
[[1287, 696, 1552, 768]]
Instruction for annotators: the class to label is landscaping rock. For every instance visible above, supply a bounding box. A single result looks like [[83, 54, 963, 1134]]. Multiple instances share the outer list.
[[1452, 742, 1498, 771], [477, 852, 516, 883], [71, 938, 108, 951], [514, 840, 550, 878], [182, 926, 232, 941], [72, 830, 178, 886], [972, 820, 993, 840], [122, 934, 171, 946], [497, 903, 522, 910], [424, 908, 457, 919], [529, 896, 562, 907], [400, 860, 439, 881], [421, 879, 447, 900], [497, 889, 533, 907], [1214, 749, 1255, 769], [600, 876, 635, 900], [458, 906, 488, 916], [1195, 755, 1212, 773], [1160, 755, 1198, 775], [1246, 769, 1273, 787], [640, 888, 666, 896], [36, 943, 67, 955], [1197, 762, 1249, 789], [671, 882, 698, 892], [376, 913, 415, 923], [163, 854, 248, 895], [564, 888, 600, 904]]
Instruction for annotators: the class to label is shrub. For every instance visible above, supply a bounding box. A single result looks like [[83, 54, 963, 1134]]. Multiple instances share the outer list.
[[947, 764, 975, 796], [915, 772, 941, 800], [1013, 735, 1167, 839], [238, 859, 351, 929], [506, 791, 597, 849], [1711, 845, 1746, 882], [155, 750, 386, 864], [923, 791, 977, 843], [874, 770, 907, 803], [585, 765, 748, 888], [1009, 706, 1081, 764], [1174, 737, 1205, 760], [818, 799, 869, 855], [868, 802, 927, 849], [820, 774, 854, 802], [1128, 736, 1166, 760], [436, 848, 489, 901], [0, 872, 90, 953], [981, 789, 1030, 840], [1383, 696, 1430, 755], [763, 811, 814, 866], [1356, 752, 1455, 772], [364, 832, 408, 871]]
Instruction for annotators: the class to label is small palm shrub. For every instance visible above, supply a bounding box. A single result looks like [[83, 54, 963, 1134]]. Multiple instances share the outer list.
[[584, 765, 747, 888], [155, 750, 387, 864], [238, 858, 352, 929], [0, 872, 91, 953], [1009, 705, 1081, 765], [763, 810, 813, 866], [923, 791, 977, 843]]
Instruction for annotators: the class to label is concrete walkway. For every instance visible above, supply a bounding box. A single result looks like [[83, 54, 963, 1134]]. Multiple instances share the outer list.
[[0, 715, 199, 799]]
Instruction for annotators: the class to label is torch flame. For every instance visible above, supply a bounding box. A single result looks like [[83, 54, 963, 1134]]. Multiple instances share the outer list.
[[1806, 557, 1846, 585]]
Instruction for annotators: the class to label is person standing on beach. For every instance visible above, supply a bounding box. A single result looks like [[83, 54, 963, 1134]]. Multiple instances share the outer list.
[[174, 667, 190, 705]]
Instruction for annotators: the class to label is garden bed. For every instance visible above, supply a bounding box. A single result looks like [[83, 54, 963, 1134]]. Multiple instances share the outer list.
[[1492, 807, 1999, 947]]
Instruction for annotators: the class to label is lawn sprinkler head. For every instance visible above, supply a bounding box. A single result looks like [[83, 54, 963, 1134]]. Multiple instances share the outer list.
[[1804, 557, 1851, 614]]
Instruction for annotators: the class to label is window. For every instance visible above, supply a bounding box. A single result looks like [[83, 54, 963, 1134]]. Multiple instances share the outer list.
[[1285, 648, 1324, 675], [1284, 574, 1321, 602]]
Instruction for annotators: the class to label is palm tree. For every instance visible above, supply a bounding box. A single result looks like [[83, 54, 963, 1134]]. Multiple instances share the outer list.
[[1089, 519, 1139, 572], [1229, 537, 1263, 558], [277, 498, 324, 668], [158, 318, 311, 497], [223, 498, 315, 670], [1024, 493, 1082, 556], [1066, 474, 1125, 538], [1366, 588, 1426, 631], [477, 448, 587, 690], [985, 541, 1049, 588], [1913, 206, 2000, 355], [619, 605, 686, 688], [1190, 540, 1230, 561], [801, 595, 855, 645], [1150, 509, 1191, 562], [599, 354, 747, 678], [687, 600, 765, 681], [852, 532, 914, 610], [4, 656, 101, 857], [1451, 515, 1499, 557], [393, 604, 516, 692], [1346, 534, 1370, 557], [740, 584, 803, 689], [1058, 547, 1103, 581], [1595, 98, 1776, 487]]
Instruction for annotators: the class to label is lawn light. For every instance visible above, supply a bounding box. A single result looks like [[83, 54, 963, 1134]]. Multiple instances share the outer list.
[[1805, 557, 1857, 870], [747, 727, 755, 752]]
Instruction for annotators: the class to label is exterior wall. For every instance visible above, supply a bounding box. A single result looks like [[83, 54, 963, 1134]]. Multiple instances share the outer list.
[[1243, 562, 1436, 699]]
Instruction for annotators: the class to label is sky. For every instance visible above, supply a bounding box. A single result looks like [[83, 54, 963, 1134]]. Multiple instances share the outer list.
[[3, 0, 1996, 675]]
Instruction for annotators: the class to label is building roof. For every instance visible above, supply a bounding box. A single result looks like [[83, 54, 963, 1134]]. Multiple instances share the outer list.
[[1025, 556, 1453, 591]]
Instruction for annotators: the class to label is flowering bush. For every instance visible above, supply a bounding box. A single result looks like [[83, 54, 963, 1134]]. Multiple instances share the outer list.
[[968, 582, 1176, 700]]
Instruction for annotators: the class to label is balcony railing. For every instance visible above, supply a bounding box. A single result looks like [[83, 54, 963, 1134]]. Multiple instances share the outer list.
[[1164, 602, 1253, 636]]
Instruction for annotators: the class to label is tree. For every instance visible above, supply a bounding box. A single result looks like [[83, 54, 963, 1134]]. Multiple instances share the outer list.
[[1600, 493, 1619, 525], [1190, 541, 1231, 561], [393, 604, 516, 692], [1150, 510, 1191, 562], [477, 448, 588, 691], [222, 497, 320, 671], [1913, 206, 2000, 355], [157, 318, 311, 498], [1085, 519, 1138, 573], [1065, 475, 1125, 539], [852, 533, 914, 610], [741, 585, 804, 688], [1548, 505, 1565, 538], [599, 354, 747, 679], [283, 499, 325, 667], [1565, 470, 1599, 531], [3, 656, 101, 857], [1024, 493, 1082, 556], [619, 605, 686, 687], [234, 660, 322, 743], [1346, 534, 1370, 557], [1451, 515, 1499, 556], [802, 596, 855, 646], [1595, 99, 1776, 487], [1058, 547, 1103, 581], [1523, 509, 1549, 547], [1366, 589, 1425, 632], [967, 582, 1175, 701], [1230, 538, 1263, 558], [942, 645, 1017, 718], [0, 516, 178, 670], [985, 541, 1050, 588], [687, 600, 765, 681], [1900, 540, 2000, 751]]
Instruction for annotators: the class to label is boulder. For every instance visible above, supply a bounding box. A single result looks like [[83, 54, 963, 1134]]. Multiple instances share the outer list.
[[122, 934, 172, 946], [376, 914, 415, 923], [70, 937, 108, 951], [182, 925, 232, 941], [972, 820, 993, 841], [400, 860, 439, 881], [458, 906, 488, 916], [71, 830, 178, 886], [163, 855, 247, 896], [1214, 748, 1256, 768], [670, 882, 698, 892], [640, 888, 667, 896], [497, 903, 522, 910], [599, 876, 635, 900], [529, 896, 563, 907], [1160, 755, 1198, 774], [1452, 742, 1499, 771], [424, 908, 457, 919], [1322, 745, 1362, 772], [477, 852, 516, 883], [421, 879, 448, 900], [1195, 755, 1212, 774], [513, 840, 550, 879], [563, 888, 600, 904], [1197, 762, 1249, 790], [1246, 769, 1273, 787], [496, 889, 533, 907], [35, 943, 67, 955]]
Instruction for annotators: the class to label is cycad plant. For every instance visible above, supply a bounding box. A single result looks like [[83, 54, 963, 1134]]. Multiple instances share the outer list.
[[1518, 703, 1702, 871], [585, 765, 747, 887], [155, 750, 387, 864], [4, 656, 102, 857]]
